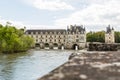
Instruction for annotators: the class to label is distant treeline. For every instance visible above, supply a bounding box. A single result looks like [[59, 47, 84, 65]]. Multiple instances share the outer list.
[[87, 31, 120, 43], [0, 24, 34, 53]]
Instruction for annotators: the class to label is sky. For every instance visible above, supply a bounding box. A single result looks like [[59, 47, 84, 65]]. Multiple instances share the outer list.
[[0, 0, 120, 31]]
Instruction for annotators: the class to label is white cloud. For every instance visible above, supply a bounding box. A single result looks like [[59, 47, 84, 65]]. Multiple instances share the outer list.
[[0, 17, 64, 30], [25, 24, 65, 29], [24, 0, 74, 10], [0, 18, 25, 29], [55, 0, 120, 31], [1, 0, 120, 31]]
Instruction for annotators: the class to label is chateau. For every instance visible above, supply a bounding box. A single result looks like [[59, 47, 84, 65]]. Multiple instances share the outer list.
[[105, 25, 115, 43], [25, 25, 86, 50], [25, 25, 115, 50]]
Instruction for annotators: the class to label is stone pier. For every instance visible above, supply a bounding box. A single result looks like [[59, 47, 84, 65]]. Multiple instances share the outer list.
[[38, 51, 120, 80]]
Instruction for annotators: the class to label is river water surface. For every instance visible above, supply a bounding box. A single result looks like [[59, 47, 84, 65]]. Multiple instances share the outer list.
[[0, 50, 74, 80]]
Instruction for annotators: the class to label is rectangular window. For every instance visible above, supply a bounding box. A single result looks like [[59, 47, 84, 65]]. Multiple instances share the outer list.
[[76, 35, 79, 38]]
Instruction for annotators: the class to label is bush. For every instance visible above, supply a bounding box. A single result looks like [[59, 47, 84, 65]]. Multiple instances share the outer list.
[[0, 24, 34, 53]]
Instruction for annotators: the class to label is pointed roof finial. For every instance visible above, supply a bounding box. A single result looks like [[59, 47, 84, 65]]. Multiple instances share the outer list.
[[112, 27, 114, 30], [84, 27, 85, 31]]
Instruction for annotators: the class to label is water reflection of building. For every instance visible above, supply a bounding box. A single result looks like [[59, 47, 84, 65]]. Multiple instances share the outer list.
[[25, 25, 86, 50], [105, 25, 115, 43]]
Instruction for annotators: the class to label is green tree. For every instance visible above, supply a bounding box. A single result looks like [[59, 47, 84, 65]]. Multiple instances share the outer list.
[[87, 31, 105, 42], [115, 31, 120, 43], [0, 24, 34, 53]]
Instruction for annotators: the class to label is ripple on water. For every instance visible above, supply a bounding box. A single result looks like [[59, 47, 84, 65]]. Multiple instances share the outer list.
[[0, 50, 73, 80]]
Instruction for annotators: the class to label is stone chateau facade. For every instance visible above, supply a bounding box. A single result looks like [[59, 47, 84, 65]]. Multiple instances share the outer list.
[[25, 25, 86, 49], [25, 25, 115, 50]]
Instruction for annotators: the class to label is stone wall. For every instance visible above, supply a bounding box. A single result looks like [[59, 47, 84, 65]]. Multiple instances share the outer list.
[[88, 43, 119, 51]]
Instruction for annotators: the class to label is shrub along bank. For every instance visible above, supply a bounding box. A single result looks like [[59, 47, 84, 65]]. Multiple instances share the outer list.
[[0, 24, 34, 53]]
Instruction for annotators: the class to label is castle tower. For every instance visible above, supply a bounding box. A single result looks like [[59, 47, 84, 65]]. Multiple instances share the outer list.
[[66, 25, 86, 49], [105, 25, 115, 43]]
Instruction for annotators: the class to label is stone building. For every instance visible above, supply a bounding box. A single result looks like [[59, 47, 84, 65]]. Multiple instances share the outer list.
[[66, 25, 86, 49], [105, 25, 115, 43], [25, 25, 86, 50]]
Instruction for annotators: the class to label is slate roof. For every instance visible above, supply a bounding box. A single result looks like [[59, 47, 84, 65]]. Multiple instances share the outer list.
[[25, 25, 86, 34], [25, 29, 66, 34], [106, 25, 114, 33], [67, 25, 85, 33]]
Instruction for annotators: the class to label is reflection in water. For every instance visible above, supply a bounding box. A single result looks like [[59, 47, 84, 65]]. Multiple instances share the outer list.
[[0, 50, 73, 80]]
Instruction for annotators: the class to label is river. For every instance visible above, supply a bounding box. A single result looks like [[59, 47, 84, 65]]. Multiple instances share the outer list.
[[0, 49, 75, 80]]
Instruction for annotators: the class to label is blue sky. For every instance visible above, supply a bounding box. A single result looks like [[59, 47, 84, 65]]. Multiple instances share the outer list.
[[0, 0, 120, 31]]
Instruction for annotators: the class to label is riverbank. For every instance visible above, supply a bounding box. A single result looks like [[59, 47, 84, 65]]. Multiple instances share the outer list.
[[39, 51, 120, 80]]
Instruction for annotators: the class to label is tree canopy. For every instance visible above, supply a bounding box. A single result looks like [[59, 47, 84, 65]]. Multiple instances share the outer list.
[[115, 31, 120, 43], [87, 31, 105, 42], [0, 24, 34, 53]]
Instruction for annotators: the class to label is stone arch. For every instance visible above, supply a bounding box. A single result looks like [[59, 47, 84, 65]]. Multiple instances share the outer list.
[[53, 43, 58, 49], [53, 43, 58, 47], [44, 43, 49, 47], [35, 43, 40, 47], [44, 43, 50, 49], [72, 44, 79, 50]]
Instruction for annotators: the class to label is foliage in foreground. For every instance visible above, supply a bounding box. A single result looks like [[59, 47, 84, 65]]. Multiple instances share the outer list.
[[0, 24, 34, 53]]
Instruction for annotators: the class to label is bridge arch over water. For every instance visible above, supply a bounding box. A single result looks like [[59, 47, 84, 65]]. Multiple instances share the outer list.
[[72, 44, 79, 50], [35, 43, 40, 47]]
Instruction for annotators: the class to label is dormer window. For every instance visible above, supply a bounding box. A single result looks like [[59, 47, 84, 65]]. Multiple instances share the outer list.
[[40, 32, 43, 34], [45, 32, 48, 34], [36, 32, 38, 34], [58, 32, 61, 35], [50, 32, 52, 34]]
